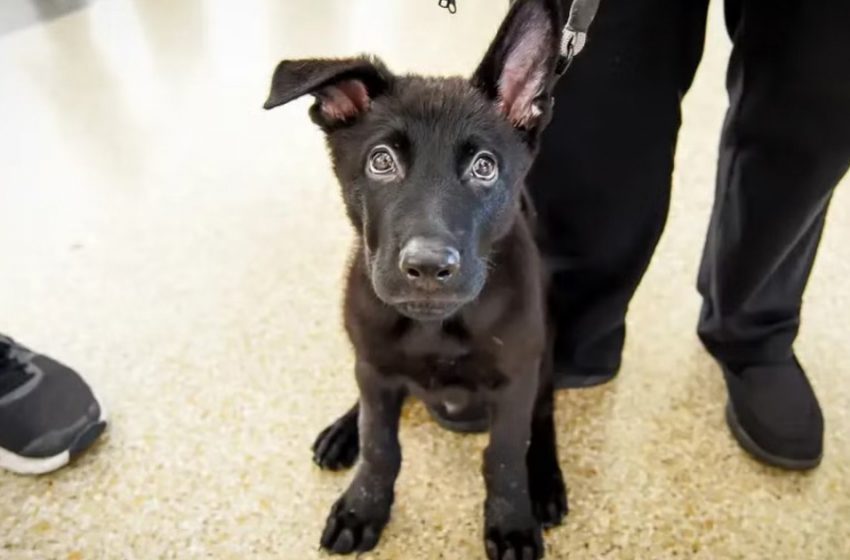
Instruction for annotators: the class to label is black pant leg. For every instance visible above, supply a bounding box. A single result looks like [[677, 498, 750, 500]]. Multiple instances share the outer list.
[[529, 0, 710, 374], [697, 0, 850, 363]]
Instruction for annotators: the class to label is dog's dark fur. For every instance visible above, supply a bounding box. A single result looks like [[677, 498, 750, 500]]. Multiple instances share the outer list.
[[265, 2, 567, 558]]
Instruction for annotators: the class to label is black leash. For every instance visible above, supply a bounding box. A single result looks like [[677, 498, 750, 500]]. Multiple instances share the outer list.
[[437, 0, 600, 80], [554, 36, 576, 76]]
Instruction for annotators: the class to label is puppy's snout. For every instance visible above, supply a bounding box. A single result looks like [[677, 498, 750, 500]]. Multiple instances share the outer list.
[[399, 237, 460, 287]]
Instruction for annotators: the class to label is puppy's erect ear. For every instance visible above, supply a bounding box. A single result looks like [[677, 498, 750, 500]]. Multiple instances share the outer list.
[[471, 0, 562, 130], [263, 56, 391, 127]]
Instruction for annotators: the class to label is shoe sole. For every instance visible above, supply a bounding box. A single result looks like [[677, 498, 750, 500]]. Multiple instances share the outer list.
[[724, 401, 821, 471], [553, 371, 617, 390], [0, 398, 108, 476]]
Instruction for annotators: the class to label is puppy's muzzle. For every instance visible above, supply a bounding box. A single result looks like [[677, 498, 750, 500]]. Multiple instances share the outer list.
[[398, 237, 460, 291]]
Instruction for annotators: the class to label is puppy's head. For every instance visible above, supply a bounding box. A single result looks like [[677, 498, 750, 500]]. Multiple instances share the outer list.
[[265, 0, 562, 321]]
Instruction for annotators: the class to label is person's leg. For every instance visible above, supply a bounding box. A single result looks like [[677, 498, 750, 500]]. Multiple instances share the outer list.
[[698, 0, 850, 469], [0, 334, 106, 474], [528, 0, 710, 387]]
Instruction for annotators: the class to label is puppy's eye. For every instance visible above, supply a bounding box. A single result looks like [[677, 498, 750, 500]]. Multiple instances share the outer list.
[[368, 146, 398, 177], [471, 152, 498, 183]]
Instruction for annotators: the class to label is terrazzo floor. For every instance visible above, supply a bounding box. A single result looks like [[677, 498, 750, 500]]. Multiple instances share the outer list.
[[1, 1, 848, 558]]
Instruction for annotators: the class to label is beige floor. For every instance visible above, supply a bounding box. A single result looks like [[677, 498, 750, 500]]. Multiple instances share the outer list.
[[1, 1, 849, 559]]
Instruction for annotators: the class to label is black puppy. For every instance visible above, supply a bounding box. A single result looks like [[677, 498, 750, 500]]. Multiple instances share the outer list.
[[265, 1, 566, 558]]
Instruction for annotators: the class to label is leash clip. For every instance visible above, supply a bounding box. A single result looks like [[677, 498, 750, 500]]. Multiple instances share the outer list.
[[556, 26, 587, 76]]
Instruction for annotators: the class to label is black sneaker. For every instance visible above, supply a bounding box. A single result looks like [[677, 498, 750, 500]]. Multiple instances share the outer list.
[[0, 335, 107, 475], [720, 356, 823, 470]]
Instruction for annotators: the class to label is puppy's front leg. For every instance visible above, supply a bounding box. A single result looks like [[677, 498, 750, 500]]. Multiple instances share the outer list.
[[320, 362, 403, 554], [528, 386, 568, 529], [483, 373, 542, 560]]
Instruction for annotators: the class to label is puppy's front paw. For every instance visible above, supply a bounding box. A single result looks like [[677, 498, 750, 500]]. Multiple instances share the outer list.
[[484, 520, 544, 560], [320, 495, 389, 554], [530, 467, 568, 529], [312, 414, 359, 470]]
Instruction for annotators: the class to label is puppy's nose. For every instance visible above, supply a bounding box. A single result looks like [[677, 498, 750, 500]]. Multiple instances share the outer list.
[[399, 237, 460, 286]]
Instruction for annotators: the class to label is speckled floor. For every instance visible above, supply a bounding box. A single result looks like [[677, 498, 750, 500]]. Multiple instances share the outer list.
[[1, 1, 848, 559]]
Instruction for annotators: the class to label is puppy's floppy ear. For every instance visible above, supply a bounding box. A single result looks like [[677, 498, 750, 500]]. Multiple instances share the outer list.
[[263, 56, 391, 128], [471, 0, 562, 131]]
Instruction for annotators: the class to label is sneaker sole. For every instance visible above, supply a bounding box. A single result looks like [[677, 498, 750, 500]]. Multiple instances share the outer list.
[[724, 401, 822, 471], [0, 398, 108, 476]]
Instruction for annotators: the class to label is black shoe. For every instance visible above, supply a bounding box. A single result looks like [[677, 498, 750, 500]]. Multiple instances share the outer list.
[[720, 356, 823, 470], [0, 335, 107, 475], [426, 401, 489, 434], [552, 363, 617, 390], [426, 362, 619, 429]]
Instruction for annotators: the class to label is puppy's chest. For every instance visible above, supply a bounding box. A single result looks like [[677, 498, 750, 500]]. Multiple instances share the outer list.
[[381, 322, 506, 395]]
